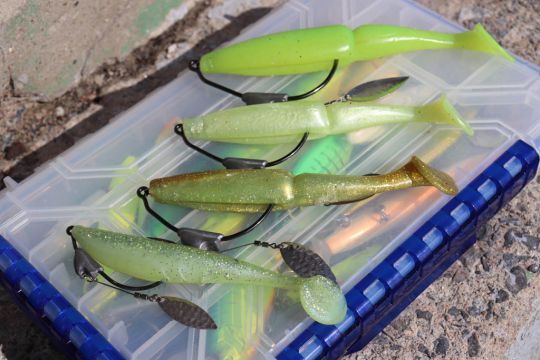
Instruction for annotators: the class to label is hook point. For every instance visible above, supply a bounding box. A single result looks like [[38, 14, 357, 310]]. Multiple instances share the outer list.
[[66, 225, 74, 235]]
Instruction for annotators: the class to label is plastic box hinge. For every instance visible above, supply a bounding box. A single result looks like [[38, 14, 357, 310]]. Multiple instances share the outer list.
[[80, 335, 117, 360], [371, 262, 404, 291], [28, 282, 59, 311], [345, 287, 374, 319], [398, 236, 433, 264], [44, 295, 73, 323], [281, 331, 325, 360], [53, 307, 87, 338], [0, 248, 22, 274], [485, 163, 514, 189], [5, 260, 35, 285], [94, 350, 125, 360], [455, 187, 488, 214], [424, 214, 460, 241]]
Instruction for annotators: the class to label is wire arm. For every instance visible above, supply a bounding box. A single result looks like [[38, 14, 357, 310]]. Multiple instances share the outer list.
[[287, 59, 339, 101], [188, 59, 339, 104], [136, 186, 273, 246], [175, 124, 308, 169], [137, 186, 178, 232], [221, 204, 273, 241]]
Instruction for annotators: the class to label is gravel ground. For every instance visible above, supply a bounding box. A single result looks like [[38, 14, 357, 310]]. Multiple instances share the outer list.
[[0, 0, 539, 359]]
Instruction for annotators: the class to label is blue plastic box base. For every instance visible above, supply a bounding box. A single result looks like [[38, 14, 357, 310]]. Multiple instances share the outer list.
[[0, 140, 537, 360]]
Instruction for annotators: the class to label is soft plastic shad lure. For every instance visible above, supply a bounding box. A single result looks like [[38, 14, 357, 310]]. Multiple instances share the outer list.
[[176, 76, 411, 169], [70, 226, 346, 326], [199, 24, 512, 76], [148, 156, 458, 213], [190, 24, 513, 100], [181, 95, 473, 146]]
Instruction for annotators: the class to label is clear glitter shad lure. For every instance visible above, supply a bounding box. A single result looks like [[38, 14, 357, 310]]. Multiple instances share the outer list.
[[68, 226, 345, 328]]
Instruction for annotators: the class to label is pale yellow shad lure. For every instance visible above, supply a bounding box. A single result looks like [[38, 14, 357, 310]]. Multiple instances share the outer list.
[[148, 156, 458, 213], [182, 95, 473, 145]]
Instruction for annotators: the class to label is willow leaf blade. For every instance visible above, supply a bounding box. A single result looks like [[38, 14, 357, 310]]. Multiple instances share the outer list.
[[159, 296, 217, 329], [345, 76, 409, 102], [280, 243, 337, 283]]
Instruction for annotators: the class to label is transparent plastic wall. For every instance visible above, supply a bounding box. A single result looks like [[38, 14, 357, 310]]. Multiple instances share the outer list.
[[0, 0, 539, 358]]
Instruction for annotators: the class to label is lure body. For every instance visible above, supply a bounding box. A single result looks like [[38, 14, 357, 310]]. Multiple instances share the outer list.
[[149, 156, 458, 213], [200, 24, 512, 76], [183, 96, 473, 145], [72, 226, 346, 325]]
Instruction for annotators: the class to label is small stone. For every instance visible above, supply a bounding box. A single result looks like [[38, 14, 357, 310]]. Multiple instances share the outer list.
[[167, 43, 178, 53], [502, 253, 530, 268], [476, 224, 488, 240], [453, 268, 468, 283], [418, 343, 432, 357], [520, 234, 540, 251], [391, 316, 411, 332], [468, 305, 481, 317], [433, 336, 449, 356], [480, 255, 491, 272], [94, 73, 105, 86], [467, 333, 481, 357], [448, 306, 460, 316], [485, 300, 495, 320], [504, 229, 519, 248], [16, 73, 29, 85], [461, 248, 479, 268], [416, 309, 433, 322], [55, 106, 65, 117], [495, 289, 509, 303], [527, 264, 539, 273], [506, 266, 528, 294]]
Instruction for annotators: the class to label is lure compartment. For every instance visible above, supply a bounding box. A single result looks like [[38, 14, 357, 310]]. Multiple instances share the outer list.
[[0, 0, 539, 359]]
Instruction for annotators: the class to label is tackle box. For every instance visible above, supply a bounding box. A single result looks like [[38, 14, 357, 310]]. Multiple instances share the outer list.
[[1, 0, 539, 359]]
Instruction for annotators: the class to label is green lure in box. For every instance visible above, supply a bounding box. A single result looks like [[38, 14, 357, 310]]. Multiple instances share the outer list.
[[199, 24, 513, 76]]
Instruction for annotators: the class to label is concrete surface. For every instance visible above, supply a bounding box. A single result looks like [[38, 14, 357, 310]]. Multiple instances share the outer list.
[[0, 0, 195, 97], [0, 0, 538, 359]]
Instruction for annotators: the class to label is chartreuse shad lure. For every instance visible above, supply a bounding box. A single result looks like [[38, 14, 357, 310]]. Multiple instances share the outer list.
[[190, 23, 513, 100], [147, 155, 458, 213], [68, 226, 346, 328]]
